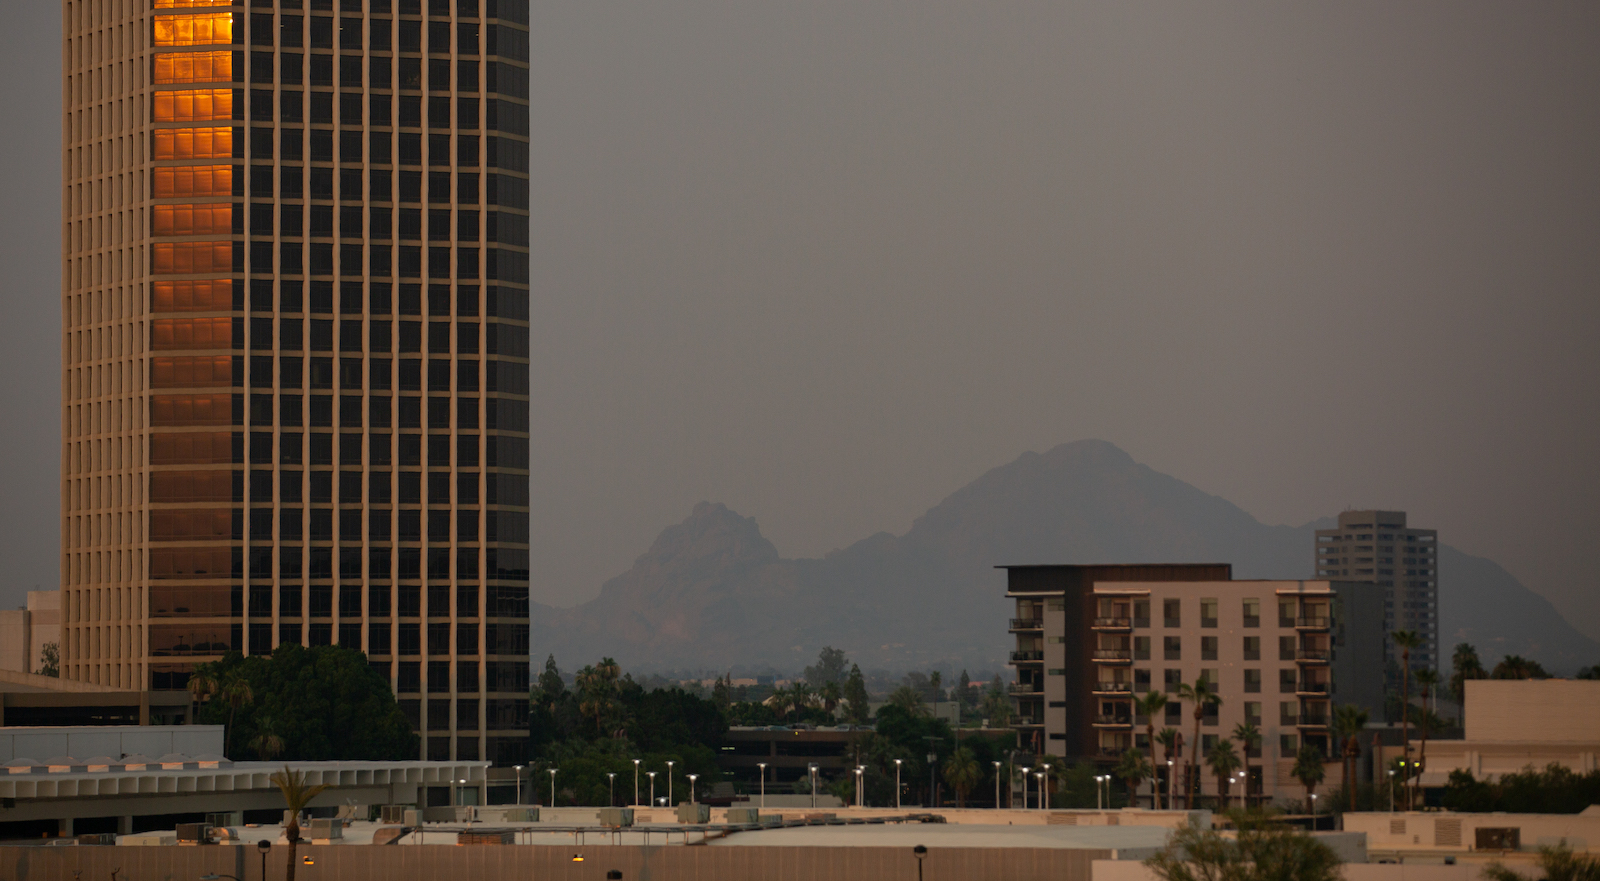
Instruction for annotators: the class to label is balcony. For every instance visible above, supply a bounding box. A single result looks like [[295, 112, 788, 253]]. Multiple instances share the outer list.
[[1092, 649, 1132, 663], [1093, 715, 1133, 728], [1093, 681, 1134, 695], [1009, 618, 1044, 631], [1298, 714, 1330, 728], [1295, 616, 1331, 630], [1296, 681, 1330, 695], [1013, 717, 1043, 728], [1092, 616, 1132, 631], [1010, 650, 1044, 663], [1295, 649, 1331, 663], [1009, 683, 1042, 695]]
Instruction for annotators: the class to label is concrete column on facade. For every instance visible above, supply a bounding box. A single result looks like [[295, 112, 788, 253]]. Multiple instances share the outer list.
[[58, 818, 74, 837], [118, 816, 133, 835]]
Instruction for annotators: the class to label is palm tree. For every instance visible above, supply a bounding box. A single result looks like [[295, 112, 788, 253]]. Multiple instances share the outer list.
[[1231, 722, 1261, 806], [1137, 691, 1170, 807], [1413, 668, 1440, 810], [1331, 704, 1370, 812], [1176, 677, 1221, 809], [943, 747, 979, 808], [186, 668, 218, 722], [1155, 728, 1181, 810], [819, 680, 843, 719], [271, 766, 331, 881], [220, 675, 254, 758], [766, 685, 792, 722], [1205, 739, 1242, 810], [1391, 630, 1422, 809], [1115, 749, 1153, 808], [251, 717, 286, 761], [1292, 744, 1326, 807], [930, 671, 943, 723]]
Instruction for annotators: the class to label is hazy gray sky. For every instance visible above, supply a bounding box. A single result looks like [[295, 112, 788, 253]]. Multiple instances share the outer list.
[[3, 3, 1597, 640]]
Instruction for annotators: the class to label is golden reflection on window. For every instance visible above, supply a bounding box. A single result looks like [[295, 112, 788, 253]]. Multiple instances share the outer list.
[[152, 13, 233, 47], [152, 165, 233, 198], [153, 88, 233, 122], [151, 316, 233, 350], [149, 624, 232, 655], [153, 280, 234, 312], [151, 356, 233, 389], [150, 431, 235, 465], [152, 204, 235, 237], [148, 547, 234, 581], [150, 510, 234, 544], [150, 584, 234, 618], [154, 0, 233, 7], [151, 241, 233, 275], [151, 393, 235, 426], [149, 470, 235, 504], [152, 128, 232, 161], [153, 51, 233, 85]]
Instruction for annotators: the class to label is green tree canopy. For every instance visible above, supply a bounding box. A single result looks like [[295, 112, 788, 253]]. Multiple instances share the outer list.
[[1147, 810, 1342, 881], [803, 647, 849, 687]]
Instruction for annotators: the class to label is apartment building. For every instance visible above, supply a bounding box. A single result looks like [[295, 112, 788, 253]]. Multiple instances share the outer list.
[[1314, 510, 1438, 671], [61, 0, 531, 763], [1006, 565, 1384, 801]]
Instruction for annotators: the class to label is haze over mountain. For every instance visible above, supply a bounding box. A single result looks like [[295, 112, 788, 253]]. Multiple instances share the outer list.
[[531, 440, 1599, 675]]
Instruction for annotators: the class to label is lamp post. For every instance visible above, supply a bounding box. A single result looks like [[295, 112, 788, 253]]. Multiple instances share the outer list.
[[608, 772, 616, 807], [1387, 769, 1396, 812], [1035, 772, 1045, 810], [257, 839, 271, 881], [514, 765, 524, 806], [1165, 760, 1174, 811], [992, 761, 1001, 809], [808, 763, 819, 809], [1094, 775, 1104, 810], [1310, 793, 1318, 827], [687, 774, 699, 805], [648, 771, 656, 807], [633, 759, 640, 807], [1020, 767, 1030, 812], [548, 768, 558, 807], [1041, 763, 1052, 810], [895, 759, 903, 810], [666, 761, 675, 807], [854, 766, 864, 808], [757, 763, 767, 809], [913, 844, 928, 881]]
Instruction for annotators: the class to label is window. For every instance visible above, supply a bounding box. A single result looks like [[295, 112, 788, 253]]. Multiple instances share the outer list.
[[1279, 733, 1298, 756], [1243, 669, 1260, 693], [1163, 636, 1181, 661], [1163, 598, 1180, 627], [153, 89, 234, 122], [1133, 636, 1150, 661], [152, 127, 233, 160], [1243, 701, 1261, 728], [1243, 636, 1260, 661], [1163, 669, 1181, 693], [1201, 636, 1218, 661], [1133, 599, 1150, 627], [1279, 669, 1297, 694], [1200, 598, 1217, 628], [1165, 701, 1181, 724], [1279, 635, 1297, 661], [1279, 702, 1298, 726], [154, 13, 235, 46], [1279, 599, 1296, 627], [153, 51, 234, 85]]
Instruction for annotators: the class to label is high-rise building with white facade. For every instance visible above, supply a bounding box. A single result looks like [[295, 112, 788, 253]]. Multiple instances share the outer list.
[[1314, 510, 1438, 672]]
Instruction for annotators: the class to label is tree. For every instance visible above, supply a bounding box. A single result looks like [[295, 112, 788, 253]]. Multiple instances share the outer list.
[[220, 674, 255, 758], [1484, 843, 1600, 881], [1116, 748, 1154, 807], [1492, 655, 1550, 680], [1390, 629, 1421, 809], [887, 684, 927, 717], [1413, 668, 1440, 809], [1292, 745, 1326, 805], [1575, 665, 1600, 681], [1176, 677, 1221, 808], [818, 680, 842, 718], [535, 654, 566, 706], [1206, 739, 1242, 809], [958, 669, 972, 712], [943, 747, 980, 808], [981, 677, 1013, 727], [1449, 643, 1487, 706], [36, 642, 59, 678], [187, 667, 218, 721], [1232, 722, 1262, 807], [766, 685, 793, 722], [251, 716, 286, 761], [1138, 691, 1170, 807], [576, 658, 623, 737], [270, 766, 330, 881], [929, 671, 943, 724], [803, 647, 849, 687], [1330, 704, 1369, 813], [1146, 809, 1342, 881], [1156, 728, 1181, 809], [843, 664, 870, 724]]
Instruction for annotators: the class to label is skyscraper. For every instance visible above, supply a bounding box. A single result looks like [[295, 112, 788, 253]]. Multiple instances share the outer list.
[[1314, 510, 1438, 672], [61, 0, 531, 764]]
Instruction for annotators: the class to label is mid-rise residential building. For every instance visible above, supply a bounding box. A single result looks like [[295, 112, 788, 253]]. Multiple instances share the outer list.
[[1005, 564, 1385, 801], [0, 591, 62, 676], [60, 0, 531, 764], [1314, 510, 1438, 671]]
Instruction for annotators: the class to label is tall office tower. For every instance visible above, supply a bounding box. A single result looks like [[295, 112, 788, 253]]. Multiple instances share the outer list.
[[61, 0, 532, 764], [1315, 510, 1438, 672]]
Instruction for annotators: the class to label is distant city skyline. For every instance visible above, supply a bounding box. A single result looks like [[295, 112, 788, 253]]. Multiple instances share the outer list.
[[2, 2, 1597, 646]]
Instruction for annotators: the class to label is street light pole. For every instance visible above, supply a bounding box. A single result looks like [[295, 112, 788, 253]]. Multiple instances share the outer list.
[[548, 768, 558, 807], [1035, 772, 1045, 810], [895, 759, 902, 810], [1387, 769, 1395, 812], [854, 766, 864, 808], [809, 764, 818, 809], [257, 839, 271, 881], [1165, 760, 1174, 811], [757, 763, 766, 809], [514, 765, 523, 806], [992, 761, 1001, 810], [667, 761, 675, 807], [1020, 767, 1030, 812], [633, 759, 640, 807], [648, 771, 656, 807], [608, 772, 616, 807], [688, 774, 699, 805], [1041, 763, 1052, 810]]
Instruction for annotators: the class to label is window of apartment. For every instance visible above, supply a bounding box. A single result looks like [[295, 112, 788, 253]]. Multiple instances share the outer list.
[[1046, 600, 1065, 612], [1278, 598, 1296, 627], [1133, 636, 1151, 661], [1200, 598, 1218, 628], [1279, 635, 1297, 661], [1243, 669, 1260, 693], [1243, 701, 1262, 729], [1163, 669, 1182, 693], [1202, 699, 1219, 727], [1279, 733, 1298, 757], [1279, 702, 1298, 726], [1163, 636, 1181, 661], [1133, 599, 1150, 628], [1201, 636, 1218, 661], [1242, 598, 1260, 627], [1165, 701, 1181, 725], [1279, 669, 1297, 694], [1163, 598, 1181, 628], [1201, 734, 1218, 752], [1243, 636, 1260, 661], [1134, 669, 1151, 690]]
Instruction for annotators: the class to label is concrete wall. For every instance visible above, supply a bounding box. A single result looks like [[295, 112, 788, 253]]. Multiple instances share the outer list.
[[0, 592, 60, 676], [2, 844, 1104, 881], [1344, 811, 1600, 854], [1465, 681, 1600, 744], [0, 725, 224, 761], [1095, 862, 1490, 881]]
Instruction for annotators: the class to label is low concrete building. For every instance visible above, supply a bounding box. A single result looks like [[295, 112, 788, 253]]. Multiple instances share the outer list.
[[1345, 806, 1600, 864], [0, 591, 60, 677], [1392, 679, 1600, 791]]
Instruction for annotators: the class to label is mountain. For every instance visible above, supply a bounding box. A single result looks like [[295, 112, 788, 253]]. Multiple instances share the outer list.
[[530, 440, 1600, 675]]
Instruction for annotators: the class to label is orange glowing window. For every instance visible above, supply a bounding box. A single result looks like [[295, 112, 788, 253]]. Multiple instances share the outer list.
[[149, 510, 234, 544], [153, 52, 233, 85], [151, 356, 233, 389], [152, 165, 233, 198], [150, 431, 235, 465], [149, 470, 235, 504], [151, 393, 236, 426], [154, 0, 233, 9], [152, 241, 234, 275], [152, 128, 233, 161], [153, 13, 233, 47], [153, 280, 234, 312], [152, 204, 236, 237], [151, 317, 234, 350], [153, 89, 233, 123]]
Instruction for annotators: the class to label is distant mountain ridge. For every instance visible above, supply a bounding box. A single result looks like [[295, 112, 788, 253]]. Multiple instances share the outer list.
[[530, 440, 1599, 674]]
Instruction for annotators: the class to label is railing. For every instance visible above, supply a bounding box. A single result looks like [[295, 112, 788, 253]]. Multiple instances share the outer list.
[[1010, 650, 1044, 663], [1009, 618, 1044, 630], [1094, 681, 1133, 693], [1298, 715, 1330, 727], [1009, 683, 1041, 695], [1014, 717, 1041, 727], [1296, 649, 1331, 662], [1092, 616, 1132, 629], [1093, 715, 1133, 726], [1296, 616, 1331, 629], [1092, 649, 1132, 661], [1297, 681, 1330, 693]]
